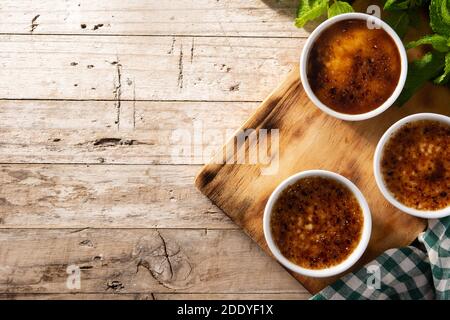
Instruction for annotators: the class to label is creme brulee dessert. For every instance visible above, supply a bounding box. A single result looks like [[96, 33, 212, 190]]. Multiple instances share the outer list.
[[381, 120, 450, 211], [270, 176, 363, 269], [307, 19, 401, 114]]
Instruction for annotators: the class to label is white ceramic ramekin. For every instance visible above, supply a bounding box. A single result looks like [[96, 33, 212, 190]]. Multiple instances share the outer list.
[[374, 113, 450, 219], [299, 13, 408, 121], [263, 170, 372, 278]]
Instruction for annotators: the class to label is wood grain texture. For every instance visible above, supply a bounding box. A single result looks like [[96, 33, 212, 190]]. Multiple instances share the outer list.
[[0, 228, 307, 295], [0, 0, 304, 37], [0, 293, 310, 300], [0, 35, 302, 101], [0, 164, 233, 228], [0, 100, 257, 164], [195, 64, 450, 294]]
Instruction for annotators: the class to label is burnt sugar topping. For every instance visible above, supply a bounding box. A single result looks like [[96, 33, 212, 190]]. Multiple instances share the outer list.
[[381, 120, 450, 211], [270, 176, 363, 270], [307, 19, 401, 114]]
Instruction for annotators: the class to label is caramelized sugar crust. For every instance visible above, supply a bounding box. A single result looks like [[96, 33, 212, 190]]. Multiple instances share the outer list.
[[271, 176, 363, 269], [308, 19, 401, 114], [381, 120, 450, 211]]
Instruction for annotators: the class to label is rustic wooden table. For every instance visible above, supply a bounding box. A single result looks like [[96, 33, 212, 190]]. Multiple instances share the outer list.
[[0, 0, 310, 299]]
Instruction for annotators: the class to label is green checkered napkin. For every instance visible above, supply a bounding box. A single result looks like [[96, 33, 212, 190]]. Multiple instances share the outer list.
[[312, 217, 450, 300]]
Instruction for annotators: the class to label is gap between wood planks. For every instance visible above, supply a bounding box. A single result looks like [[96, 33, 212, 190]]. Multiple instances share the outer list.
[[0, 227, 234, 231], [0, 292, 307, 295], [0, 163, 207, 166], [0, 293, 311, 300], [0, 33, 308, 39], [0, 98, 264, 103]]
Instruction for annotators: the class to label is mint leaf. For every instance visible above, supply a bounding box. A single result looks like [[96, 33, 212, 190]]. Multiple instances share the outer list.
[[384, 0, 411, 10], [406, 34, 450, 52], [411, 0, 430, 6], [385, 11, 410, 38], [384, 0, 429, 10], [434, 52, 450, 83], [396, 51, 446, 105], [384, 0, 429, 38], [328, 1, 354, 18], [430, 0, 450, 36], [295, 0, 329, 28]]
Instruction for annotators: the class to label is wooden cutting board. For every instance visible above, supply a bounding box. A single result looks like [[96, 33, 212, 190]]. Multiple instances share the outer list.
[[195, 64, 450, 294]]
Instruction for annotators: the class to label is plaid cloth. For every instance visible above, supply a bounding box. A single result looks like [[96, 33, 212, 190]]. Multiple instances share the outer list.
[[312, 216, 450, 300]]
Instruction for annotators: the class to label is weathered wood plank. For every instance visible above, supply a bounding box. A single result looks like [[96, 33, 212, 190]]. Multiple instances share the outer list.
[[0, 0, 304, 37], [0, 35, 302, 101], [0, 164, 233, 228], [0, 293, 310, 300], [2, 83, 449, 165], [0, 228, 307, 294], [0, 100, 257, 164], [156, 293, 309, 300]]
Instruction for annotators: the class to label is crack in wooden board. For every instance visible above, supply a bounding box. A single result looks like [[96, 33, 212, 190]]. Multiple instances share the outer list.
[[195, 63, 450, 294]]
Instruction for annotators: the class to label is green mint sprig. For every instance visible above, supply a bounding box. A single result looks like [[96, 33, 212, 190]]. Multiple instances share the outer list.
[[295, 0, 354, 28]]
